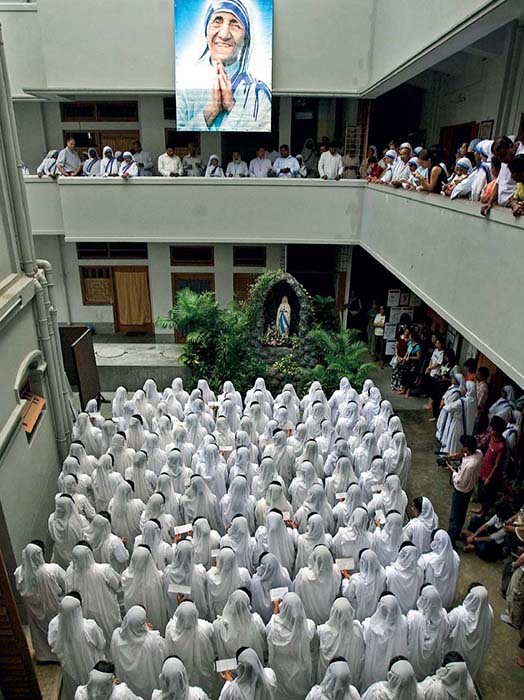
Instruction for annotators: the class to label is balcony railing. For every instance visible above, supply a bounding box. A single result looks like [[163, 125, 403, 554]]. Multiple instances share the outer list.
[[24, 176, 524, 386]]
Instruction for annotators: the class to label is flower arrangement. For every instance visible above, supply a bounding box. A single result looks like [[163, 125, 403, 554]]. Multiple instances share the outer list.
[[263, 326, 292, 347]]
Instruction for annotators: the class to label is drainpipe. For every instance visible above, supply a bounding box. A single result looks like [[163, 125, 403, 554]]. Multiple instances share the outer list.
[[36, 268, 71, 445], [0, 26, 36, 275], [36, 259, 72, 436], [34, 278, 68, 460]]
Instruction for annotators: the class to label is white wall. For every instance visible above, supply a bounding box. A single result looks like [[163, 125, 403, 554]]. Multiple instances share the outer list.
[[0, 2, 45, 97]]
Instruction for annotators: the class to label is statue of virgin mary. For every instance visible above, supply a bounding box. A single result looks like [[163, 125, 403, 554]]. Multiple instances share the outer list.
[[276, 296, 291, 336]]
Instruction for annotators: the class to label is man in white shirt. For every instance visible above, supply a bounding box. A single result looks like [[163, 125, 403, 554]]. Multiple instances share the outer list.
[[273, 144, 299, 178], [445, 434, 483, 545], [132, 140, 154, 176], [318, 143, 343, 180], [390, 145, 412, 185], [226, 150, 249, 177], [182, 143, 204, 177], [57, 137, 82, 177], [249, 146, 272, 178], [481, 135, 524, 215], [158, 146, 183, 177]]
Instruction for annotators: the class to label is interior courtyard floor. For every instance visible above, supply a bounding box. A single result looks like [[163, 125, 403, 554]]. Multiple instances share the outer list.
[[373, 366, 522, 699]]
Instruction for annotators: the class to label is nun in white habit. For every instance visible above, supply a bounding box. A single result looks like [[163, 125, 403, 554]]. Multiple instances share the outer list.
[[288, 422, 309, 457], [362, 659, 423, 700], [172, 377, 190, 408], [328, 377, 352, 418], [58, 474, 96, 521], [221, 514, 258, 574], [358, 457, 386, 504], [163, 539, 209, 619], [111, 605, 167, 700], [333, 483, 365, 532], [214, 415, 237, 450], [255, 482, 293, 528], [252, 457, 286, 502], [65, 543, 121, 650], [213, 588, 267, 662], [108, 480, 146, 548], [407, 584, 450, 681], [317, 419, 336, 460], [362, 387, 382, 424], [353, 433, 379, 478], [121, 545, 169, 633], [342, 549, 386, 622], [439, 389, 466, 456], [266, 592, 317, 700], [206, 546, 251, 618], [134, 519, 173, 571], [191, 516, 221, 569], [289, 460, 322, 511], [182, 475, 223, 533], [73, 412, 103, 457], [385, 542, 424, 614], [361, 593, 409, 690], [58, 456, 92, 498], [371, 511, 404, 566], [294, 513, 333, 576], [92, 454, 123, 512], [326, 457, 358, 507], [73, 663, 143, 700], [218, 398, 241, 432], [69, 441, 98, 476], [376, 416, 403, 454], [299, 439, 325, 480], [156, 473, 184, 524], [100, 419, 118, 455], [335, 401, 360, 441], [14, 541, 66, 662], [186, 413, 209, 450], [229, 446, 259, 491], [165, 602, 219, 698], [348, 418, 369, 455], [124, 450, 157, 503], [306, 659, 361, 700], [294, 484, 335, 535], [251, 552, 293, 625], [85, 513, 129, 573], [48, 494, 88, 569], [258, 419, 278, 454], [126, 414, 149, 452], [317, 598, 365, 690], [48, 594, 106, 700], [144, 432, 167, 476], [294, 544, 341, 624], [324, 439, 354, 478], [333, 507, 372, 569], [218, 647, 276, 700], [366, 475, 408, 524], [167, 425, 195, 468], [228, 429, 259, 469], [152, 656, 210, 700], [263, 430, 296, 485], [382, 432, 411, 488], [140, 493, 176, 544], [255, 510, 297, 577], [418, 530, 460, 609], [164, 449, 193, 494], [446, 583, 493, 678], [108, 433, 135, 476], [248, 402, 269, 437], [371, 400, 395, 440], [112, 386, 128, 419], [402, 497, 439, 557], [418, 654, 476, 700], [157, 415, 174, 451]]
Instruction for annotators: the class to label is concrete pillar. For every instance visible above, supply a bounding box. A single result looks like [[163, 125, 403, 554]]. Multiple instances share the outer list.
[[201, 133, 222, 164], [279, 96, 292, 146]]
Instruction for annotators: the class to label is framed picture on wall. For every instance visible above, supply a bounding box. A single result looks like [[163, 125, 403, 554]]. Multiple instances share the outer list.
[[479, 120, 494, 140]]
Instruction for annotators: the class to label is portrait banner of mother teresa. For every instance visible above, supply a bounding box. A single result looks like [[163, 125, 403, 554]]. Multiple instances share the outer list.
[[175, 0, 272, 131]]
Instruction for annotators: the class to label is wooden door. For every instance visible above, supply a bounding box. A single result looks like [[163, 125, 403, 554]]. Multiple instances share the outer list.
[[233, 273, 260, 303], [112, 266, 153, 333], [99, 130, 140, 154], [172, 273, 215, 343]]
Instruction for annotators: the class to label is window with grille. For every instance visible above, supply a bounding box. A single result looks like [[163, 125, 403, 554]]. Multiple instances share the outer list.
[[61, 101, 139, 122], [170, 246, 214, 266], [163, 98, 177, 120], [80, 267, 113, 305], [233, 246, 267, 267]]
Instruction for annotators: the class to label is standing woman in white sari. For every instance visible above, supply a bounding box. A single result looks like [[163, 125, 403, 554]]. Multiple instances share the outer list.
[[418, 530, 460, 609], [439, 388, 466, 455], [112, 386, 128, 420], [152, 656, 210, 700], [353, 432, 379, 478], [15, 541, 66, 663], [229, 446, 259, 490], [333, 506, 371, 567], [288, 423, 308, 458], [192, 516, 221, 570], [251, 552, 293, 625], [111, 605, 167, 700], [58, 474, 95, 522], [121, 545, 168, 633], [212, 589, 267, 663], [92, 454, 123, 512], [324, 438, 353, 478], [108, 432, 135, 476], [252, 457, 286, 502], [214, 415, 236, 450], [298, 439, 324, 480], [326, 456, 357, 507], [402, 496, 439, 556], [196, 443, 228, 500], [362, 658, 423, 700], [306, 659, 360, 700], [377, 416, 403, 454], [266, 592, 317, 700], [335, 401, 360, 441], [359, 456, 386, 504], [182, 474, 223, 533], [333, 483, 365, 533], [218, 647, 276, 700], [164, 449, 193, 493], [108, 480, 145, 548], [255, 482, 293, 528], [221, 514, 258, 573], [342, 548, 386, 622], [168, 425, 195, 467], [419, 651, 476, 700], [249, 402, 269, 437], [371, 400, 394, 440], [317, 599, 365, 690], [48, 495, 88, 569], [163, 538, 209, 619], [74, 412, 103, 458], [206, 546, 251, 618], [407, 584, 450, 680], [366, 474, 408, 524], [289, 461, 322, 511], [447, 583, 493, 678], [371, 511, 405, 566], [385, 541, 424, 614], [100, 419, 117, 455], [156, 473, 183, 524], [256, 510, 297, 577], [263, 430, 296, 486], [294, 484, 335, 535], [125, 450, 157, 503], [293, 544, 341, 624], [293, 512, 333, 576]]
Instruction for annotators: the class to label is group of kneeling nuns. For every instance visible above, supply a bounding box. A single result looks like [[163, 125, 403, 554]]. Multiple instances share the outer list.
[[15, 377, 492, 699]]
